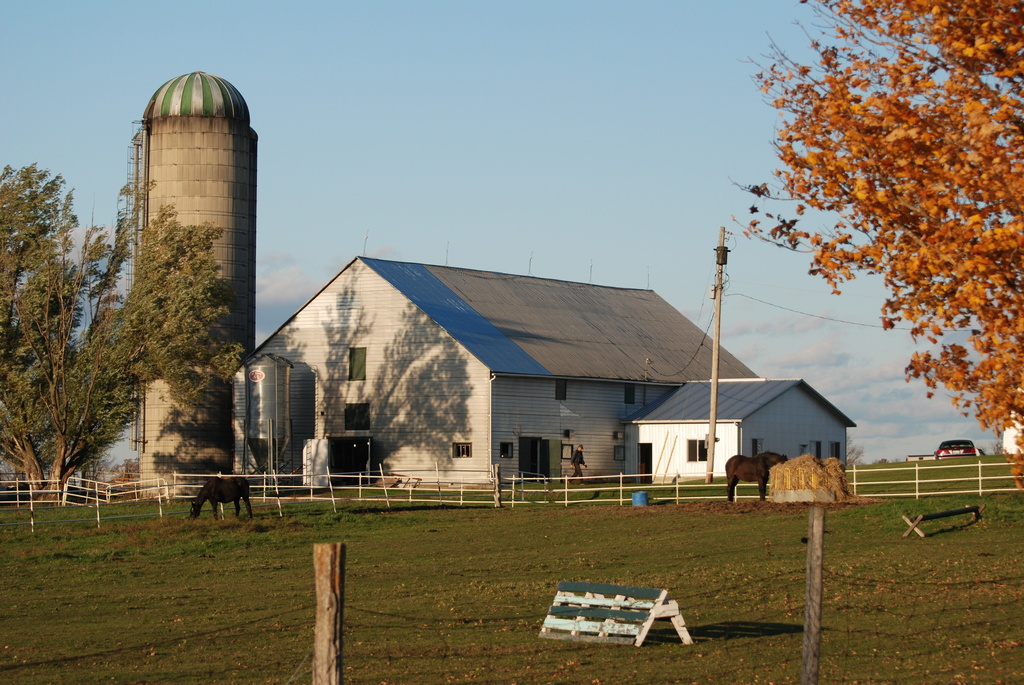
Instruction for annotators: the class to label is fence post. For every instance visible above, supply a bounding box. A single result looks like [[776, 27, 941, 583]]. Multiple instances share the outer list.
[[313, 542, 346, 685], [379, 465, 392, 510], [435, 462, 444, 505], [493, 464, 502, 508], [802, 506, 825, 685], [273, 473, 283, 517], [915, 463, 920, 500], [978, 460, 983, 496], [95, 481, 101, 528]]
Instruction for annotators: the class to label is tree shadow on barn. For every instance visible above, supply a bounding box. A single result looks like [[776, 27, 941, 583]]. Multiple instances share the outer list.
[[272, 273, 473, 479]]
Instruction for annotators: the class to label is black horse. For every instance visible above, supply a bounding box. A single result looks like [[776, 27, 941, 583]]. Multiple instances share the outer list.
[[725, 452, 788, 502], [189, 476, 253, 519]]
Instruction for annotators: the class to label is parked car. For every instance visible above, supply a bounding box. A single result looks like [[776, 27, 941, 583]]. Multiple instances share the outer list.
[[934, 439, 982, 458]]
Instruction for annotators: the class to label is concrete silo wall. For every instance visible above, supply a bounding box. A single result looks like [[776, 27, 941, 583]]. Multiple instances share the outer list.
[[140, 115, 257, 477]]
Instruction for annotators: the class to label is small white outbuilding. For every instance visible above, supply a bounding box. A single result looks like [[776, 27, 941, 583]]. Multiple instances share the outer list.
[[624, 378, 856, 481]]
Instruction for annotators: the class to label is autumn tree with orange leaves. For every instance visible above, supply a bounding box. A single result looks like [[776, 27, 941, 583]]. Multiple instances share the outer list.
[[746, 0, 1024, 486]]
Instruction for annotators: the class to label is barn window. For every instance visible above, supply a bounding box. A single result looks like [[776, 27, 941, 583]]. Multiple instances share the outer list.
[[555, 379, 567, 400], [452, 442, 472, 458], [614, 445, 625, 461], [624, 383, 636, 404], [499, 442, 513, 459], [829, 441, 842, 459], [811, 441, 823, 458], [344, 402, 370, 430], [687, 439, 708, 462], [349, 347, 366, 381], [751, 438, 764, 454]]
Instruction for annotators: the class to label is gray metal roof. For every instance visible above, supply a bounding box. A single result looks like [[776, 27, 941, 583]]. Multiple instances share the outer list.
[[624, 379, 856, 427], [363, 257, 758, 383]]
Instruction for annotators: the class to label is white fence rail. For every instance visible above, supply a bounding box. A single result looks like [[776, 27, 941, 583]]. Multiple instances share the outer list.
[[847, 459, 1020, 498], [1, 459, 1017, 530]]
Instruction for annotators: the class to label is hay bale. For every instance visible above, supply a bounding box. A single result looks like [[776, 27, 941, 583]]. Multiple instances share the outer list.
[[770, 454, 853, 502]]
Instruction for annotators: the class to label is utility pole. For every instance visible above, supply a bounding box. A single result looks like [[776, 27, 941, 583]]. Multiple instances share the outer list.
[[705, 227, 728, 484]]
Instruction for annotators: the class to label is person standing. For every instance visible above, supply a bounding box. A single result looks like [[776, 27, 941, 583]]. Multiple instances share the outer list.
[[570, 444, 586, 481]]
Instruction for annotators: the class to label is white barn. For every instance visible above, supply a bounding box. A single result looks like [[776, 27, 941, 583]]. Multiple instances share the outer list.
[[624, 378, 856, 481], [233, 257, 852, 481]]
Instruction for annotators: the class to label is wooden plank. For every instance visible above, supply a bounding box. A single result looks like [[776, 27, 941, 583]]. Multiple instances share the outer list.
[[669, 613, 694, 645], [539, 631, 637, 645], [557, 581, 663, 599], [551, 592, 656, 610], [545, 605, 650, 622], [541, 617, 644, 636], [918, 504, 984, 522], [902, 514, 926, 538], [621, 588, 667, 647]]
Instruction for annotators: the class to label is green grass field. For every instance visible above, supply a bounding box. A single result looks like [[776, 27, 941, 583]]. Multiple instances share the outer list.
[[2, 492, 1023, 684]]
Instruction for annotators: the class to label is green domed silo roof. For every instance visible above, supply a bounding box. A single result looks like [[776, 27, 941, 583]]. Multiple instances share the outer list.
[[144, 71, 250, 123]]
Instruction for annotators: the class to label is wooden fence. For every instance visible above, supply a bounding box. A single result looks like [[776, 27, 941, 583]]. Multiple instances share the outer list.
[[0, 458, 1017, 529]]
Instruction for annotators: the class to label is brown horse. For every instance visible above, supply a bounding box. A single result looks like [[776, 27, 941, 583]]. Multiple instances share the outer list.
[[189, 476, 253, 519], [725, 452, 788, 502]]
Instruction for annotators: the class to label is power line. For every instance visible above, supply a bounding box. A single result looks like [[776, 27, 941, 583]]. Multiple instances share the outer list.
[[727, 292, 913, 330]]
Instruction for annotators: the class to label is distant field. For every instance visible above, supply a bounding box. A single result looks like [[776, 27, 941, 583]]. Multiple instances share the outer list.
[[2, 492, 1023, 683]]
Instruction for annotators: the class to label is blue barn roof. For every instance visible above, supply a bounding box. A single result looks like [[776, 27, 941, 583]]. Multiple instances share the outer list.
[[362, 259, 551, 376]]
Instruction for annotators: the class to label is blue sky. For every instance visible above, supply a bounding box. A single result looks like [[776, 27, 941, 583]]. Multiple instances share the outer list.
[[1, 0, 997, 462]]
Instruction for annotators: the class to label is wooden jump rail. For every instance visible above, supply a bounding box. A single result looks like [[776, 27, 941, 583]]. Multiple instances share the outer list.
[[902, 504, 986, 538], [376, 474, 422, 490], [538, 581, 692, 647]]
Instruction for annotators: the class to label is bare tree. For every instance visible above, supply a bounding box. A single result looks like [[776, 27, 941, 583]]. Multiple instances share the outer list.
[[846, 436, 865, 467]]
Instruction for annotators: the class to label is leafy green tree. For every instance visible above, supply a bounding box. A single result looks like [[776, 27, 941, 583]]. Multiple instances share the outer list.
[[0, 164, 241, 494]]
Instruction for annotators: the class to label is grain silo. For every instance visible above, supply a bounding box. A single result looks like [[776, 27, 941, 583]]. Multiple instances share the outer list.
[[132, 71, 257, 478]]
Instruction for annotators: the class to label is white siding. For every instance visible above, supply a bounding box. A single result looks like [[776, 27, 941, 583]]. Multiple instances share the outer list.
[[637, 422, 742, 481], [235, 260, 493, 479], [491, 376, 675, 477], [741, 387, 848, 462]]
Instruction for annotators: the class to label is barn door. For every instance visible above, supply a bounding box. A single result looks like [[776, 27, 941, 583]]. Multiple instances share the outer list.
[[519, 437, 539, 475], [329, 437, 371, 474], [638, 442, 653, 484], [517, 437, 556, 477]]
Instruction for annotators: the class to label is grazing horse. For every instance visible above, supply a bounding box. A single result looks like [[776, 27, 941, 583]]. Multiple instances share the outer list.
[[725, 452, 788, 502], [189, 476, 253, 519]]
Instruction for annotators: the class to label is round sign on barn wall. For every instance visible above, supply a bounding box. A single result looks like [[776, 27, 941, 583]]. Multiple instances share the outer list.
[[248, 369, 266, 382]]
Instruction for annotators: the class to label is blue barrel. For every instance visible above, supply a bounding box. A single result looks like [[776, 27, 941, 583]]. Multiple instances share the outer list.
[[632, 491, 649, 507]]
